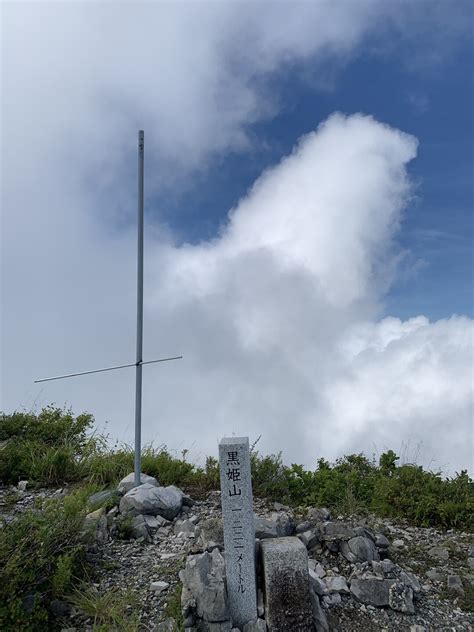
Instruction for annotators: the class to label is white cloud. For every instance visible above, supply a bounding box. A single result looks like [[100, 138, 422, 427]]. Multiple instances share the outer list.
[[1, 2, 472, 475]]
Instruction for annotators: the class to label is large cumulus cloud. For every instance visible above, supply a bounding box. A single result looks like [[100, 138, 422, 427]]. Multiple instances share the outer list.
[[1, 2, 472, 474]]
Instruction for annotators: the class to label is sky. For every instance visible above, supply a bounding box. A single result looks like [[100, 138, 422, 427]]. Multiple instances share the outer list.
[[1, 1, 473, 475]]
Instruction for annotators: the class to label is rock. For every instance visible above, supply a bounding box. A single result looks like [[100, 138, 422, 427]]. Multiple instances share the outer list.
[[310, 591, 329, 632], [374, 533, 390, 550], [350, 578, 394, 607], [257, 589, 264, 617], [196, 517, 224, 551], [298, 529, 320, 549], [254, 512, 295, 539], [88, 490, 114, 507], [143, 514, 169, 531], [81, 507, 108, 543], [322, 593, 341, 607], [242, 619, 267, 632], [131, 514, 151, 540], [118, 472, 159, 494], [320, 521, 355, 541], [468, 557, 474, 570], [119, 484, 183, 520], [340, 536, 379, 563], [273, 502, 290, 512], [260, 537, 314, 631], [150, 580, 170, 593], [425, 568, 443, 581], [392, 539, 405, 549], [447, 575, 464, 595], [306, 507, 331, 522], [428, 546, 449, 561], [410, 626, 427, 632], [388, 581, 414, 614], [296, 521, 315, 534], [174, 519, 197, 537], [181, 549, 229, 623], [308, 559, 326, 578], [324, 576, 349, 594], [155, 619, 178, 632], [309, 570, 327, 596], [17, 480, 28, 492]]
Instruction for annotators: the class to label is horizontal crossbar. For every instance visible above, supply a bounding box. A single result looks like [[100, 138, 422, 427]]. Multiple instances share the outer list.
[[34, 356, 183, 383]]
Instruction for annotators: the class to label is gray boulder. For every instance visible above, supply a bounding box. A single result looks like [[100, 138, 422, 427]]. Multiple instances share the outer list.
[[428, 546, 449, 561], [319, 521, 355, 553], [324, 576, 349, 594], [388, 582, 415, 614], [340, 536, 380, 563], [118, 472, 159, 494], [181, 549, 230, 623], [298, 529, 320, 549], [119, 483, 183, 519], [131, 514, 151, 540], [175, 519, 197, 538], [306, 507, 331, 523], [143, 514, 170, 531], [196, 517, 224, 552], [350, 578, 394, 607], [254, 512, 295, 539], [81, 507, 108, 543]]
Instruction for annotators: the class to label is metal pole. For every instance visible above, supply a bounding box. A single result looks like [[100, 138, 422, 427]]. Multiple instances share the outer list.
[[134, 130, 144, 486]]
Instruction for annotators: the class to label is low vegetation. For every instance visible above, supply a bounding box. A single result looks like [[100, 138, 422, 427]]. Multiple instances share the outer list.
[[0, 406, 472, 629]]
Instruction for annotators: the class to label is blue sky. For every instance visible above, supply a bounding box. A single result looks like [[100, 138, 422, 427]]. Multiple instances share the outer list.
[[159, 29, 473, 322]]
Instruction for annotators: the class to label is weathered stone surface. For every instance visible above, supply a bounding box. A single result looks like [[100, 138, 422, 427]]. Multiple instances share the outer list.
[[310, 591, 329, 632], [254, 512, 295, 539], [260, 537, 314, 632], [81, 507, 108, 543], [118, 472, 159, 494], [388, 581, 414, 614], [175, 519, 197, 537], [131, 514, 151, 540], [119, 483, 183, 520], [350, 578, 394, 607], [242, 619, 267, 632], [143, 514, 169, 531], [428, 546, 449, 561], [181, 549, 229, 623], [324, 576, 349, 594], [340, 536, 379, 563], [308, 570, 326, 596], [219, 437, 257, 628], [306, 507, 331, 522], [151, 580, 170, 593], [297, 529, 320, 549], [17, 480, 28, 492], [374, 533, 390, 550], [196, 517, 224, 552], [447, 575, 464, 594]]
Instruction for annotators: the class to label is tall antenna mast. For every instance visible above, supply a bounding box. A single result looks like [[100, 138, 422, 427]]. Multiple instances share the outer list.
[[135, 130, 145, 485], [35, 131, 182, 487]]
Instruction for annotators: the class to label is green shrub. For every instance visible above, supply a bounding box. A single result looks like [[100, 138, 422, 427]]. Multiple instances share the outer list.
[[0, 406, 94, 485], [0, 487, 93, 629]]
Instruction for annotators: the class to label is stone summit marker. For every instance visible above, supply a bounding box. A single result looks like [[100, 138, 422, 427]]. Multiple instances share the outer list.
[[219, 436, 258, 628]]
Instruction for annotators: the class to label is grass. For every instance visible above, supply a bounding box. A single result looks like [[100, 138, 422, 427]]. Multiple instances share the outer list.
[[68, 585, 142, 630]]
